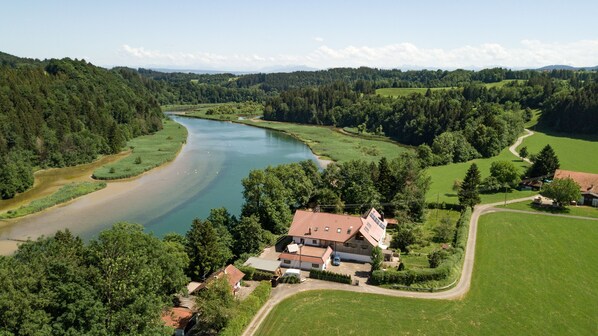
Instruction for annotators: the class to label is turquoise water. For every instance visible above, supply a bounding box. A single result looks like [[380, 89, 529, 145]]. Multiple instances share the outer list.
[[0, 116, 317, 241], [143, 115, 318, 236]]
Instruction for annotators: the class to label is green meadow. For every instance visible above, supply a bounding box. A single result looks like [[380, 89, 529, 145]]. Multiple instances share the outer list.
[[517, 128, 598, 174], [257, 212, 598, 336], [238, 120, 411, 163], [499, 200, 598, 219], [426, 146, 535, 204], [93, 118, 187, 179]]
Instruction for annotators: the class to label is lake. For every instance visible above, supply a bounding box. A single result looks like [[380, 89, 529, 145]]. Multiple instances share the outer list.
[[0, 116, 318, 242]]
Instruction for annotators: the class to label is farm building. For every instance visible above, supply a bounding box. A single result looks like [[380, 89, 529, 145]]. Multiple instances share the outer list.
[[285, 208, 388, 263], [554, 169, 598, 206]]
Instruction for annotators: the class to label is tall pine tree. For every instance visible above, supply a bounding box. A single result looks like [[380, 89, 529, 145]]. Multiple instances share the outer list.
[[527, 144, 560, 178], [459, 163, 481, 209], [185, 219, 232, 281]]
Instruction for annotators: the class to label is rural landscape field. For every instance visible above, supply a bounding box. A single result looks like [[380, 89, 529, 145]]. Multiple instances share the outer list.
[[1, 1, 597, 336]]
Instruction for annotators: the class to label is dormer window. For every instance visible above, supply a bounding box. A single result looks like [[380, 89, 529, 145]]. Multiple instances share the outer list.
[[325, 226, 329, 231], [337, 228, 341, 233]]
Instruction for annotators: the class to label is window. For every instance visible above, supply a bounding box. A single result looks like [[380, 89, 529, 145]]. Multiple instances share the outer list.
[[312, 239, 317, 244], [283, 259, 290, 264], [325, 226, 329, 231], [312, 263, 319, 268], [337, 228, 341, 233]]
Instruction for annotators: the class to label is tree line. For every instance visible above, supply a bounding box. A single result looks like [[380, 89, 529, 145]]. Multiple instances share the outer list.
[[0, 56, 163, 199]]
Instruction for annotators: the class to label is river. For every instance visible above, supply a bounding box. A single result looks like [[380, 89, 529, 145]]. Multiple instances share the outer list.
[[0, 116, 318, 243]]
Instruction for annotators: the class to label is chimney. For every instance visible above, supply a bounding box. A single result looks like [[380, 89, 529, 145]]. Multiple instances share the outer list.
[[308, 227, 312, 235], [379, 211, 385, 221], [347, 226, 352, 234]]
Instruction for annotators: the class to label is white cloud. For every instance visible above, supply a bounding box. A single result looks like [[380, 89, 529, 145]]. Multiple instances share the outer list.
[[313, 37, 324, 43], [120, 40, 598, 70]]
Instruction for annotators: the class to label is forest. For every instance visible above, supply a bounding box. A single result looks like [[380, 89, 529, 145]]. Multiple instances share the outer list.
[[0, 54, 163, 199]]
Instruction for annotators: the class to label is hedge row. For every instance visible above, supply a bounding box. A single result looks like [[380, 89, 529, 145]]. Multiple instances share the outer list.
[[238, 266, 274, 281], [371, 209, 472, 286], [310, 269, 352, 284], [220, 281, 271, 336]]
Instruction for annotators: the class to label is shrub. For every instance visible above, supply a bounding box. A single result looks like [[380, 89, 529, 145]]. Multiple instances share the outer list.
[[237, 266, 273, 281], [220, 281, 271, 336], [428, 249, 450, 268], [134, 156, 142, 164], [309, 269, 351, 284], [370, 209, 472, 286], [109, 167, 115, 174]]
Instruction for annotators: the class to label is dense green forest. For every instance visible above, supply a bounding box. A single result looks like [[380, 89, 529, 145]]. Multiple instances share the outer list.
[[2, 49, 597, 199], [0, 53, 163, 199]]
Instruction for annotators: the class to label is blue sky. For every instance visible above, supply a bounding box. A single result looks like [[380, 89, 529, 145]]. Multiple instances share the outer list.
[[2, 0, 597, 70]]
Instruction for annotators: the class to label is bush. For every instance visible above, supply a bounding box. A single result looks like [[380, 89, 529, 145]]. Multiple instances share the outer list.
[[134, 156, 142, 164], [428, 249, 450, 268], [309, 269, 351, 284], [370, 209, 472, 286], [220, 281, 271, 336], [237, 266, 273, 281]]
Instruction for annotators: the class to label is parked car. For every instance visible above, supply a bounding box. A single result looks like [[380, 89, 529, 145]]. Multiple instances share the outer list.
[[332, 255, 341, 266]]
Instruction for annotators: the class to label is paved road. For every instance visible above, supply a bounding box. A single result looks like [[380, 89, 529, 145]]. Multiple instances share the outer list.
[[242, 196, 539, 336], [509, 128, 534, 163]]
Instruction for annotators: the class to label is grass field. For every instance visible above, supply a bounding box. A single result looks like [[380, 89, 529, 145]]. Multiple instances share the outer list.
[[499, 200, 598, 219], [238, 120, 411, 163], [483, 79, 524, 88], [517, 128, 598, 174], [426, 146, 536, 204], [93, 118, 187, 179], [376, 87, 449, 97], [257, 212, 598, 335], [0, 182, 106, 219]]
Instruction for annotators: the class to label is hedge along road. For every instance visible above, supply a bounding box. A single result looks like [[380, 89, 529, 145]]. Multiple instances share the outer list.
[[241, 129, 580, 336]]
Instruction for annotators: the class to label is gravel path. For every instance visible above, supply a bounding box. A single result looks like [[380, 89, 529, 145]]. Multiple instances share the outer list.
[[509, 128, 534, 163]]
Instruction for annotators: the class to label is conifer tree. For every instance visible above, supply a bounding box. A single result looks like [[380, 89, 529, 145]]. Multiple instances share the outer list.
[[459, 163, 481, 209]]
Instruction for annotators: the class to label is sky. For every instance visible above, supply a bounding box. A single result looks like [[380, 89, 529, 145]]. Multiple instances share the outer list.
[[2, 0, 597, 71]]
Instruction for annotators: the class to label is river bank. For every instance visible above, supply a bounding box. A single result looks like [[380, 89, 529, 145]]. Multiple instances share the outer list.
[[0, 116, 318, 256], [0, 118, 186, 219]]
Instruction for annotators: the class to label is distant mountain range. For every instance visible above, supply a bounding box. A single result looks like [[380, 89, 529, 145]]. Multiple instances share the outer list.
[[150, 65, 318, 75], [536, 65, 598, 71]]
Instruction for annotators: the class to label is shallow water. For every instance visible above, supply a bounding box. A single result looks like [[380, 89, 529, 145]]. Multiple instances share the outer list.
[[0, 116, 317, 241]]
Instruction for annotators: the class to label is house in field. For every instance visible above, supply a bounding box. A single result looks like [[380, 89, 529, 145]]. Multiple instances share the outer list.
[[194, 264, 245, 294], [554, 169, 598, 206], [283, 208, 388, 263], [279, 243, 333, 270]]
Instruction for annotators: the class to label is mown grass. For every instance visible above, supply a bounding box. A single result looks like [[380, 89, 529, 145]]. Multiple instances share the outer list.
[[499, 200, 598, 219], [237, 120, 411, 163], [517, 128, 598, 174], [426, 146, 536, 204], [0, 182, 106, 219], [256, 212, 598, 336], [93, 119, 187, 179]]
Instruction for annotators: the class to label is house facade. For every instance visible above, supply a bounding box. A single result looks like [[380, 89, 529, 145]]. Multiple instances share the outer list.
[[554, 169, 598, 206], [285, 208, 388, 263], [279, 244, 333, 271], [196, 264, 245, 294]]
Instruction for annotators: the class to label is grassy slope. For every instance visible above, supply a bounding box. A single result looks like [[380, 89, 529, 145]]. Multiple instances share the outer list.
[[237, 120, 411, 163], [426, 146, 536, 204], [257, 212, 598, 336], [517, 128, 598, 174], [0, 182, 106, 219], [93, 119, 187, 179], [499, 201, 598, 219]]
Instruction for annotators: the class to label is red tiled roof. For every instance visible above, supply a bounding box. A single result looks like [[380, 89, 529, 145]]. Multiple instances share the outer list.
[[554, 169, 598, 193], [278, 246, 333, 265], [224, 264, 245, 287], [288, 210, 362, 243], [161, 307, 193, 329], [288, 209, 387, 247]]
